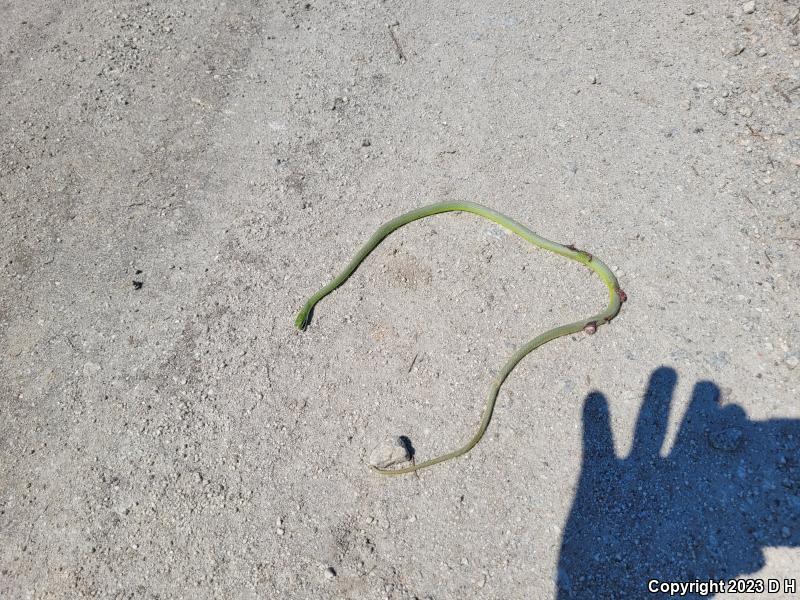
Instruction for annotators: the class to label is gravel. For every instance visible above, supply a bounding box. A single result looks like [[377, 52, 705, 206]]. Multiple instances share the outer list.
[[1, 1, 798, 598]]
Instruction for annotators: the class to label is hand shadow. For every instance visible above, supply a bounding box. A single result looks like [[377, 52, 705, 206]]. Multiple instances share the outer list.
[[557, 367, 800, 599]]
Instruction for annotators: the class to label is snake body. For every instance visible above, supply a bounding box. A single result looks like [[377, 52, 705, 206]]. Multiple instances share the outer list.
[[295, 201, 625, 476]]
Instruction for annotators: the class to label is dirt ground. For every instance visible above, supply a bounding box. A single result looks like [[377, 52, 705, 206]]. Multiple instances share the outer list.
[[1, 1, 799, 598]]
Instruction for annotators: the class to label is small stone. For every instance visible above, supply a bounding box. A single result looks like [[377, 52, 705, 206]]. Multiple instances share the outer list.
[[705, 351, 730, 370], [324, 566, 337, 579], [756, 47, 767, 57], [589, 74, 598, 84], [276, 527, 285, 536], [786, 355, 799, 369], [712, 97, 728, 115], [83, 361, 101, 376], [742, 1, 755, 14], [737, 105, 753, 117], [731, 42, 746, 56], [361, 139, 371, 147], [684, 7, 695, 15], [369, 437, 411, 469], [709, 427, 744, 452]]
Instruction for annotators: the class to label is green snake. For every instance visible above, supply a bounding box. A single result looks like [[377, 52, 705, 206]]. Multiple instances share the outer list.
[[295, 201, 625, 476]]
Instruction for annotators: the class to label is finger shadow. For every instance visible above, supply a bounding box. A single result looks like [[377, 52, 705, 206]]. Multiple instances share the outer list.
[[557, 366, 800, 599]]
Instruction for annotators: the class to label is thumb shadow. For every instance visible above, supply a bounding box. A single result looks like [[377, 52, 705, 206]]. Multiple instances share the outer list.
[[557, 367, 800, 598]]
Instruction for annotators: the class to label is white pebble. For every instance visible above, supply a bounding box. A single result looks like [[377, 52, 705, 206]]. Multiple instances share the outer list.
[[369, 437, 411, 469]]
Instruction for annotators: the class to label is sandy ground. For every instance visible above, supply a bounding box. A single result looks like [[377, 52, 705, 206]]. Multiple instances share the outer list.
[[2, 1, 799, 598]]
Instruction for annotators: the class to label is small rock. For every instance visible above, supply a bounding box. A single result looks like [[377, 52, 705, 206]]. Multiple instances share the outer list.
[[786, 355, 799, 369], [361, 139, 371, 147], [728, 41, 746, 57], [742, 1, 755, 14], [709, 427, 744, 452], [589, 74, 598, 84], [83, 361, 101, 376], [737, 105, 753, 117], [756, 47, 767, 57], [705, 351, 730, 370], [369, 437, 411, 469], [324, 566, 337, 579], [684, 7, 695, 15], [712, 97, 728, 115]]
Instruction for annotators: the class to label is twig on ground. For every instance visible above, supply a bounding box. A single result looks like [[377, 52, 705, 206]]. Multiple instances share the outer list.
[[387, 22, 406, 63]]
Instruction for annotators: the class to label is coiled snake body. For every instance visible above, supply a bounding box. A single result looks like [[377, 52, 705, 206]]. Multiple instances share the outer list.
[[295, 201, 625, 476]]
